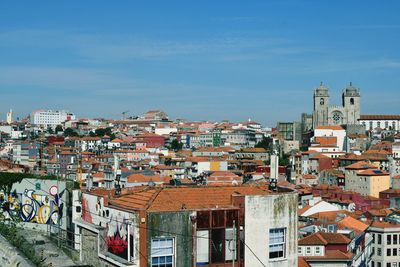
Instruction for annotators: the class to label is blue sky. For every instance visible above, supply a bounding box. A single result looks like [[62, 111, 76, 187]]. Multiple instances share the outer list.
[[0, 1, 400, 126]]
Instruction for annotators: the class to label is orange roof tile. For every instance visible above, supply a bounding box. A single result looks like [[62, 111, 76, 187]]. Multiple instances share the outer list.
[[315, 125, 344, 130], [357, 169, 389, 176]]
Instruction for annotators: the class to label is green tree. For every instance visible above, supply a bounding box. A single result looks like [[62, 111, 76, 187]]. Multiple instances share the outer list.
[[64, 127, 78, 137], [55, 125, 63, 133], [170, 139, 183, 151], [255, 136, 272, 150]]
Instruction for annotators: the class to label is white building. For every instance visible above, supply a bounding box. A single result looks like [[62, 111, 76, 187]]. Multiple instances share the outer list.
[[314, 125, 346, 152], [31, 109, 75, 128], [367, 221, 400, 267], [359, 115, 400, 131]]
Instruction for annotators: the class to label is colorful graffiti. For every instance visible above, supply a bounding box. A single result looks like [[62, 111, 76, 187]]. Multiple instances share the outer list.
[[0, 187, 64, 225], [81, 193, 132, 260]]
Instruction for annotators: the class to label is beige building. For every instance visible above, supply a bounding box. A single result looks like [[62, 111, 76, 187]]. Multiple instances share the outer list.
[[344, 161, 390, 198]]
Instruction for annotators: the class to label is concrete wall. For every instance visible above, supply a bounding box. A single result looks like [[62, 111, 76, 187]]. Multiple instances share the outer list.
[[244, 192, 298, 267], [80, 228, 115, 267], [147, 211, 193, 267]]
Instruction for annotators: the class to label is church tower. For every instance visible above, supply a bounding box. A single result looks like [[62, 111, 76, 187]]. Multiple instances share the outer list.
[[342, 82, 361, 125], [313, 82, 330, 128]]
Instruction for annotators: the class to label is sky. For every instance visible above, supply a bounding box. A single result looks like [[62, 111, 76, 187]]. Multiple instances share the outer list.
[[0, 1, 400, 126]]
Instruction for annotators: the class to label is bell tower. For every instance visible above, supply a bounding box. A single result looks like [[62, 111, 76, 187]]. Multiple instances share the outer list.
[[313, 82, 330, 128], [342, 82, 361, 124]]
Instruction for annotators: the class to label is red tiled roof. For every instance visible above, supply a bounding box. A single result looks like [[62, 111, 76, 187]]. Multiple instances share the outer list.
[[360, 115, 400, 120], [344, 161, 375, 170], [357, 169, 389, 176], [369, 221, 400, 229], [315, 125, 344, 130], [299, 232, 351, 246], [315, 136, 337, 146]]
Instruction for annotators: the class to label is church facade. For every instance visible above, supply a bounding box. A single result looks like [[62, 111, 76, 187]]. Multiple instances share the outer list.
[[312, 82, 361, 129]]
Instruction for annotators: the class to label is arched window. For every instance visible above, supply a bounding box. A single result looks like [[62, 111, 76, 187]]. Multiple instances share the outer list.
[[350, 98, 354, 105], [320, 98, 325, 105]]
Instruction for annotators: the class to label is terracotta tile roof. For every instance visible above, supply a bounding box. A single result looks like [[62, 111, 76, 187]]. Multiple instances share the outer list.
[[109, 189, 159, 210], [309, 210, 352, 222], [299, 232, 351, 246], [360, 115, 400, 120], [208, 171, 242, 183], [127, 173, 164, 183], [147, 186, 270, 212], [315, 136, 337, 146], [239, 147, 268, 153], [298, 257, 311, 267], [310, 154, 330, 159], [344, 161, 375, 170], [92, 172, 105, 178], [315, 125, 344, 130], [380, 188, 400, 194], [196, 147, 236, 153], [302, 174, 317, 180], [357, 169, 389, 176], [369, 221, 400, 229], [305, 250, 353, 260], [337, 216, 368, 233]]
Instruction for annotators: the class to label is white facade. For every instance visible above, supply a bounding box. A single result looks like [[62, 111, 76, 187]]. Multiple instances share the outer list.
[[359, 115, 400, 131], [244, 193, 298, 267], [314, 127, 346, 152], [31, 109, 75, 128]]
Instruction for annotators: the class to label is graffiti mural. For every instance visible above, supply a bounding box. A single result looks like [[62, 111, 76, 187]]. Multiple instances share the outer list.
[[0, 187, 64, 225], [81, 193, 134, 260]]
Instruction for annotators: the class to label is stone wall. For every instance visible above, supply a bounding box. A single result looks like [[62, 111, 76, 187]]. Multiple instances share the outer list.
[[0, 234, 34, 267]]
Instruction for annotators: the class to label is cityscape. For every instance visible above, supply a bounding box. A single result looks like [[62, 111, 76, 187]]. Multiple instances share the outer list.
[[1, 1, 400, 267]]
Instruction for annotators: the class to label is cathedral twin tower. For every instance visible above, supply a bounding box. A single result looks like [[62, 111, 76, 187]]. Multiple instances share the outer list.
[[312, 82, 361, 129]]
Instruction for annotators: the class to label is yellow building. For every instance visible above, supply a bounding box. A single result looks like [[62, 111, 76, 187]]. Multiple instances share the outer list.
[[344, 161, 390, 198]]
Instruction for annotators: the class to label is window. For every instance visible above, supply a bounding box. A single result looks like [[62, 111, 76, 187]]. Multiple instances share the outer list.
[[151, 238, 174, 267], [388, 235, 392, 245], [320, 98, 325, 105], [378, 234, 382, 244], [298, 247, 302, 254], [306, 246, 311, 255], [350, 98, 354, 105], [387, 263, 391, 267], [387, 248, 391, 256], [315, 246, 321, 255], [394, 234, 398, 245], [377, 248, 381, 256], [394, 248, 398, 256], [269, 228, 286, 260]]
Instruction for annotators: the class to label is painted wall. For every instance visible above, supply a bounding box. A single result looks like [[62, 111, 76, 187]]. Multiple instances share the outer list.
[[0, 178, 67, 230], [244, 192, 298, 267], [81, 193, 140, 264]]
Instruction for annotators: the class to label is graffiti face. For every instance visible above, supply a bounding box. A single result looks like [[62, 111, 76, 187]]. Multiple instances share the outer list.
[[0, 188, 64, 225]]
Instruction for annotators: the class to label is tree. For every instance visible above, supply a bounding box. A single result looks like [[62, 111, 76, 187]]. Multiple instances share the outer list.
[[64, 127, 78, 137], [55, 125, 63, 134], [255, 136, 272, 150], [47, 127, 54, 134], [170, 139, 183, 151]]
